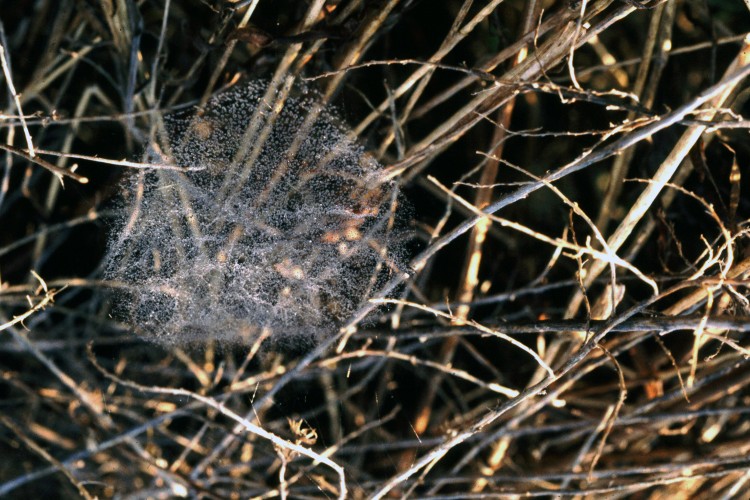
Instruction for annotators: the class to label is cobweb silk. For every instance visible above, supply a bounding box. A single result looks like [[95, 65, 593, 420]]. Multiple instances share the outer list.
[[105, 82, 405, 346]]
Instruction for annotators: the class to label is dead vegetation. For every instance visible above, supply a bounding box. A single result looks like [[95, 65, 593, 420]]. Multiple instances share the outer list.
[[1, 0, 750, 498]]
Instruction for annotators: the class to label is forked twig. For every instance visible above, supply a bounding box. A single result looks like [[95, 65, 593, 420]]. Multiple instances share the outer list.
[[86, 344, 348, 500]]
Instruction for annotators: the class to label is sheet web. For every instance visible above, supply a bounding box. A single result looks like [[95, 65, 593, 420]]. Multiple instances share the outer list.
[[105, 81, 405, 346]]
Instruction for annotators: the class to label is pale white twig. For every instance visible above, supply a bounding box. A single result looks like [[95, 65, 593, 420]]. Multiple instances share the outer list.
[[0, 42, 35, 157], [0, 282, 61, 333], [568, 0, 588, 90], [31, 148, 195, 171], [429, 175, 658, 294], [88, 348, 348, 500], [371, 297, 554, 379], [566, 33, 750, 317]]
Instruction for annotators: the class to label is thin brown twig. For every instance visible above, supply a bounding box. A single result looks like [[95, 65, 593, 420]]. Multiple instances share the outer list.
[[86, 343, 348, 500]]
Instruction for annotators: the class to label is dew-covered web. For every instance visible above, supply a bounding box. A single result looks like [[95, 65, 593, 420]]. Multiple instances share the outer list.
[[105, 82, 406, 346]]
